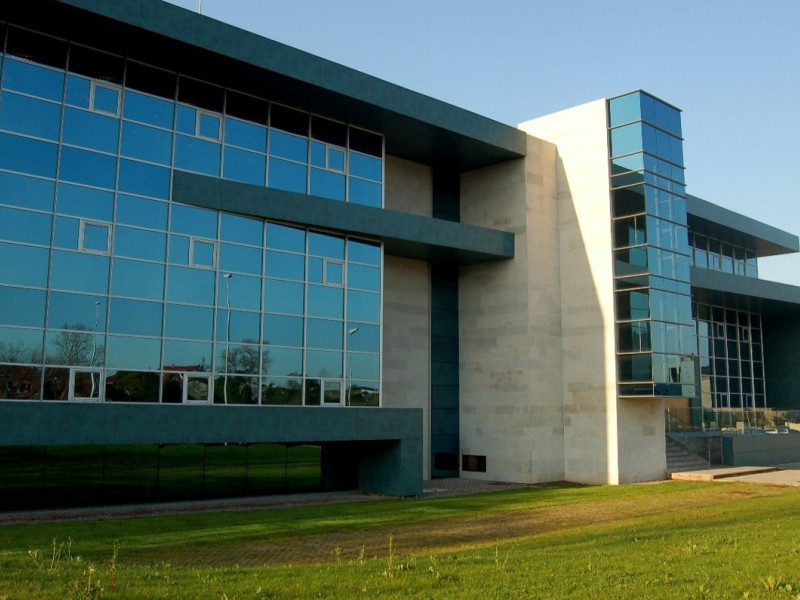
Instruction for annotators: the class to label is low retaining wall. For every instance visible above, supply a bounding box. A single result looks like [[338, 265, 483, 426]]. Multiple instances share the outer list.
[[722, 432, 800, 466]]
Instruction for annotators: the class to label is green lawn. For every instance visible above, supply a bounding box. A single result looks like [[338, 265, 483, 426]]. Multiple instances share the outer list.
[[1, 481, 799, 599]]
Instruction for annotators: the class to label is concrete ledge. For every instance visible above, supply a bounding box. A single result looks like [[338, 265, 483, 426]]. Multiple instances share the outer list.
[[671, 466, 780, 481]]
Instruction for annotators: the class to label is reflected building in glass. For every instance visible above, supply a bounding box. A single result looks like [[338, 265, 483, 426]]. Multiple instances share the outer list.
[[1, 0, 800, 497]]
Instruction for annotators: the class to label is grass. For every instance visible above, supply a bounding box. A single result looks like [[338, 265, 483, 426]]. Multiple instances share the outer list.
[[2, 481, 800, 598]]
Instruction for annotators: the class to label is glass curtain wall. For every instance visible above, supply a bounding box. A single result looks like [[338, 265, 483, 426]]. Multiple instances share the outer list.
[[690, 232, 758, 277], [608, 91, 697, 399], [0, 25, 382, 405]]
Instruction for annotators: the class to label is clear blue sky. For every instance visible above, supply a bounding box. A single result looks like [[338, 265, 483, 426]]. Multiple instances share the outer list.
[[165, 0, 800, 285]]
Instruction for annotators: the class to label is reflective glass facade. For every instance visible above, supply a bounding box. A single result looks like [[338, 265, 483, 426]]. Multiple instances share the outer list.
[[694, 303, 765, 411], [609, 91, 696, 398], [0, 25, 383, 406], [691, 232, 758, 277]]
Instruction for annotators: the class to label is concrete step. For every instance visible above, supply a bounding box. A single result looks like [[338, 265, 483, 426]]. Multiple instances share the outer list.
[[666, 437, 711, 473]]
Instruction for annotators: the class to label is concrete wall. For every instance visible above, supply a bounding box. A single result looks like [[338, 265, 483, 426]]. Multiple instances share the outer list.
[[385, 155, 432, 216], [521, 100, 621, 484], [723, 433, 800, 466], [459, 133, 564, 483]]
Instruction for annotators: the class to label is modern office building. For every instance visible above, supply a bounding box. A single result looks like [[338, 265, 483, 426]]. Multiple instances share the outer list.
[[1, 0, 799, 499]]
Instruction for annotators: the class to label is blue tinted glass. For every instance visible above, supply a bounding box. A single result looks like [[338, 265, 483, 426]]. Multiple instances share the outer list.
[[118, 159, 170, 199], [306, 318, 342, 350], [0, 287, 45, 327], [0, 206, 51, 245], [0, 92, 61, 139], [0, 133, 57, 177], [176, 105, 196, 134], [82, 223, 109, 252], [198, 113, 220, 139], [62, 107, 119, 153], [609, 92, 641, 127], [640, 94, 656, 124], [168, 235, 189, 265], [170, 203, 217, 238], [106, 335, 161, 370], [328, 148, 345, 171], [59, 147, 116, 189], [93, 85, 119, 115], [110, 298, 162, 336], [347, 290, 379, 322], [216, 309, 260, 344], [56, 183, 113, 221], [50, 250, 109, 294], [611, 153, 644, 176], [310, 142, 326, 167], [225, 117, 267, 152], [162, 339, 212, 368], [264, 279, 304, 314], [116, 194, 167, 229], [347, 264, 380, 291], [349, 178, 382, 207], [219, 243, 262, 276], [123, 90, 174, 128], [265, 250, 304, 280], [610, 124, 641, 157], [167, 266, 214, 305], [166, 304, 212, 340], [310, 168, 344, 200], [348, 240, 380, 265], [266, 347, 303, 376], [262, 313, 303, 346], [223, 147, 266, 185], [349, 352, 379, 380], [308, 232, 344, 259], [47, 292, 106, 331], [269, 130, 307, 161], [349, 152, 382, 181], [65, 75, 90, 108], [54, 217, 79, 250], [114, 226, 166, 261], [175, 135, 220, 176], [2, 59, 64, 101], [642, 124, 658, 156], [192, 240, 214, 267], [0, 243, 49, 287], [111, 258, 165, 300], [0, 325, 44, 364], [220, 213, 262, 246], [307, 284, 343, 318], [326, 261, 342, 285], [44, 330, 104, 367], [307, 257, 323, 283], [268, 158, 306, 193], [306, 349, 342, 378], [266, 223, 305, 252], [346, 322, 379, 352], [217, 273, 261, 310], [0, 172, 54, 211], [121, 121, 172, 165]]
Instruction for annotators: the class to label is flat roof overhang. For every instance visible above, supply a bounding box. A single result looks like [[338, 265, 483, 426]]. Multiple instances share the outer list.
[[687, 195, 799, 258], [691, 267, 800, 317], [1, 0, 527, 172], [174, 172, 515, 264]]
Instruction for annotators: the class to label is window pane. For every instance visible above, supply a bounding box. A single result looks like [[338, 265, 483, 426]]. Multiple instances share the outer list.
[[306, 318, 343, 350], [261, 376, 302, 405], [219, 243, 262, 275], [65, 74, 90, 108], [220, 213, 263, 246], [347, 290, 379, 322], [349, 178, 382, 207], [265, 346, 302, 377], [45, 330, 103, 367], [93, 85, 120, 115], [123, 89, 175, 128], [112, 258, 165, 300], [59, 147, 116, 189], [116, 194, 168, 229], [105, 370, 160, 403], [0, 92, 61, 139], [109, 298, 162, 336], [0, 133, 58, 178], [163, 339, 212, 370], [346, 323, 379, 352], [307, 284, 343, 318], [262, 314, 303, 347], [47, 292, 106, 331], [106, 335, 161, 370], [306, 349, 342, 378], [347, 264, 380, 291], [349, 352, 379, 380], [610, 123, 641, 158], [62, 108, 118, 153], [264, 279, 303, 314], [349, 152, 382, 181], [217, 273, 261, 310], [50, 250, 109, 294], [269, 130, 307, 161], [216, 309, 261, 344], [268, 157, 306, 193], [348, 240, 381, 265], [310, 168, 344, 200], [121, 121, 173, 164], [114, 227, 166, 261], [2, 58, 64, 101], [198, 113, 220, 139], [166, 304, 213, 340], [0, 171, 54, 211], [174, 135, 220, 176], [266, 223, 305, 252], [265, 250, 304, 280], [167, 266, 214, 305], [118, 159, 170, 199], [223, 146, 266, 185], [82, 223, 110, 252], [170, 203, 218, 238], [0, 287, 45, 327], [55, 183, 113, 221], [0, 243, 49, 287], [0, 206, 51, 245], [308, 232, 344, 259], [225, 117, 267, 152]]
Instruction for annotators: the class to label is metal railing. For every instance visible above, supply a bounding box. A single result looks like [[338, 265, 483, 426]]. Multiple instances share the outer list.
[[665, 407, 800, 435]]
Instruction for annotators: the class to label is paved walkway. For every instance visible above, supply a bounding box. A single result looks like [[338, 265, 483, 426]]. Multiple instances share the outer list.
[[671, 463, 800, 485]]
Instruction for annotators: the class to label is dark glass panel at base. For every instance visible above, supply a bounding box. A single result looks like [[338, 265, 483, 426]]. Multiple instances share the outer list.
[[213, 375, 258, 405], [347, 381, 379, 407], [0, 364, 42, 400], [103, 370, 159, 402], [260, 376, 302, 405], [42, 367, 69, 400]]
